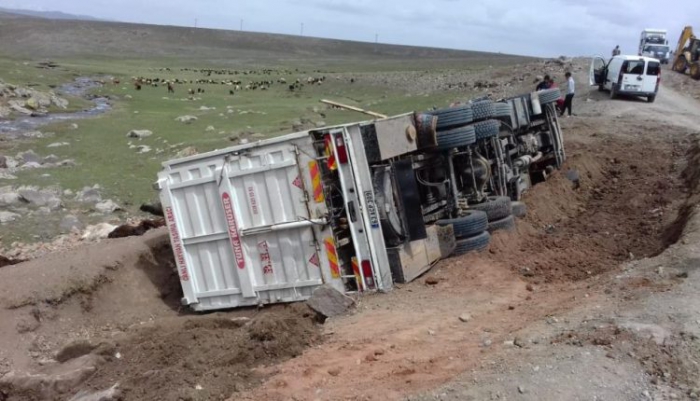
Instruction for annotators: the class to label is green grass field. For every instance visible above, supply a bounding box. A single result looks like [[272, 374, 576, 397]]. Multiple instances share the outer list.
[[2, 57, 485, 204], [0, 15, 533, 247]]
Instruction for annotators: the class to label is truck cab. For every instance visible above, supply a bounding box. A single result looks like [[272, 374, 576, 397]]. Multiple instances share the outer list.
[[590, 55, 661, 103], [641, 44, 670, 64]]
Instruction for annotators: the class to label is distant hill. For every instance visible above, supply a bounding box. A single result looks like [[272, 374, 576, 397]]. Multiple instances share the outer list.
[[0, 7, 104, 21], [0, 12, 533, 66]]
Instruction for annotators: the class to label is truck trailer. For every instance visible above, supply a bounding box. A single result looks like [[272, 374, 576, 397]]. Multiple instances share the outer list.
[[156, 89, 565, 311]]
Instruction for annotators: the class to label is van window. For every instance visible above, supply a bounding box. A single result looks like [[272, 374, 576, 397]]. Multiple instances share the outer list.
[[646, 61, 661, 76], [623, 60, 645, 75]]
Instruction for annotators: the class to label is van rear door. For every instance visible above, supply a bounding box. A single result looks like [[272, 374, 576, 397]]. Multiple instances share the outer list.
[[619, 58, 646, 93], [643, 60, 661, 93]]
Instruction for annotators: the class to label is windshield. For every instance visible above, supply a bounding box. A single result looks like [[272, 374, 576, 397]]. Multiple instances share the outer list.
[[644, 46, 669, 53]]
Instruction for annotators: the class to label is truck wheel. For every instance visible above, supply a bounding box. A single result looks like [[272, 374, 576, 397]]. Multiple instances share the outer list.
[[436, 210, 488, 239], [473, 119, 500, 140], [469, 196, 512, 221], [436, 125, 476, 150], [538, 88, 561, 105], [453, 231, 491, 256], [647, 95, 656, 103], [488, 215, 516, 233], [431, 105, 475, 130], [471, 100, 495, 121], [511, 201, 527, 218]]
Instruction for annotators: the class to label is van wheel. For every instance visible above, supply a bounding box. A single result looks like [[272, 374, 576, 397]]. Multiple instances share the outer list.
[[647, 95, 656, 103], [609, 86, 617, 100], [597, 85, 604, 92]]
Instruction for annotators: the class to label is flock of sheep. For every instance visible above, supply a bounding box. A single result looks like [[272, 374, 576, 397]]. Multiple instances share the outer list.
[[126, 69, 336, 95]]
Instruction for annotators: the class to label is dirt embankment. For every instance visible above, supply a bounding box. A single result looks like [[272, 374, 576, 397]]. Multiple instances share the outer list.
[[490, 130, 690, 283], [0, 231, 324, 401], [662, 66, 700, 100]]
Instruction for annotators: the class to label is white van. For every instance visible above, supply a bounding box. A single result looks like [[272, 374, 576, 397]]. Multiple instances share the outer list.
[[590, 55, 661, 103]]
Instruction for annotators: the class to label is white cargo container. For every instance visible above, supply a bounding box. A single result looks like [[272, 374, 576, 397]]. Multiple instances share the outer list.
[[157, 119, 410, 311], [158, 94, 566, 312]]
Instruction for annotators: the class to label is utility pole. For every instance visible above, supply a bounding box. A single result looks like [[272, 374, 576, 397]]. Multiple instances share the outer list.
[[300, 22, 304, 36], [240, 19, 243, 31], [375, 33, 378, 43], [194, 18, 198, 28]]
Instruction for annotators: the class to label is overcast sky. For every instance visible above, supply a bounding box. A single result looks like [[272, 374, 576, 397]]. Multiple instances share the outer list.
[[2, 0, 699, 57]]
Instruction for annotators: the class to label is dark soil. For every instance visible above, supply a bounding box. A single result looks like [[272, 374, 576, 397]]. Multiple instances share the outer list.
[[488, 133, 688, 283], [76, 303, 321, 401]]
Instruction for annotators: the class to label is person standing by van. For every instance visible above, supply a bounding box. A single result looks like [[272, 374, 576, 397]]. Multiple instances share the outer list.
[[561, 72, 575, 117], [612, 45, 621, 56]]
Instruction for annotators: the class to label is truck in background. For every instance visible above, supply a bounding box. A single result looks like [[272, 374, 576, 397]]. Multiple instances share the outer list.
[[639, 29, 670, 63], [156, 88, 565, 311]]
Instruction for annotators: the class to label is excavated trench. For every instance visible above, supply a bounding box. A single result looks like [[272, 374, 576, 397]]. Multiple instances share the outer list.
[[488, 133, 697, 283]]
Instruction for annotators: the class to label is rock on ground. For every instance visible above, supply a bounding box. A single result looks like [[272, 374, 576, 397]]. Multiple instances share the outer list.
[[126, 129, 153, 139], [307, 284, 355, 319], [51, 94, 69, 109], [81, 223, 118, 241], [175, 146, 198, 158], [47, 142, 70, 148], [75, 186, 101, 203], [0, 191, 23, 206], [0, 354, 102, 400], [95, 200, 122, 214], [0, 210, 20, 223], [175, 115, 198, 123], [69, 384, 120, 401], [60, 215, 83, 233], [18, 189, 61, 210], [19, 150, 41, 164]]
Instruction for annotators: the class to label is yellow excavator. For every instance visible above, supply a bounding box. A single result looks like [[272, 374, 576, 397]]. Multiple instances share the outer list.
[[672, 26, 700, 80]]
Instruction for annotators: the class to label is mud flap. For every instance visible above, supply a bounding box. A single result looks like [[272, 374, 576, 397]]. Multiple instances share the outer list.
[[393, 159, 427, 241]]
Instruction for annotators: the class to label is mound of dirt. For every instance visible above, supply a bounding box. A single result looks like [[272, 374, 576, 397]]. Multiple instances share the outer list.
[[72, 304, 320, 401], [488, 134, 686, 282]]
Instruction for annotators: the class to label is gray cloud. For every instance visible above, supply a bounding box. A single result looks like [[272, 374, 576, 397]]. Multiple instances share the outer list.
[[2, 0, 699, 57]]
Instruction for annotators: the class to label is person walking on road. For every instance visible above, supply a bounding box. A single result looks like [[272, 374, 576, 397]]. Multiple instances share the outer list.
[[561, 72, 575, 117], [612, 45, 621, 56]]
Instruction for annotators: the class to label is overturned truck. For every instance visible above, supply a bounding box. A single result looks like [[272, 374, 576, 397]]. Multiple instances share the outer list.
[[157, 88, 565, 311]]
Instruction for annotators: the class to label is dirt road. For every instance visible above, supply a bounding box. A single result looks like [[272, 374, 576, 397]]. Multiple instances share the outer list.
[[2, 61, 700, 401], [236, 70, 700, 401]]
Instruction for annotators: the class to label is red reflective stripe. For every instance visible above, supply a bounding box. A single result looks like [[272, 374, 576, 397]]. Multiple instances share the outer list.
[[222, 192, 245, 270], [165, 206, 189, 281]]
